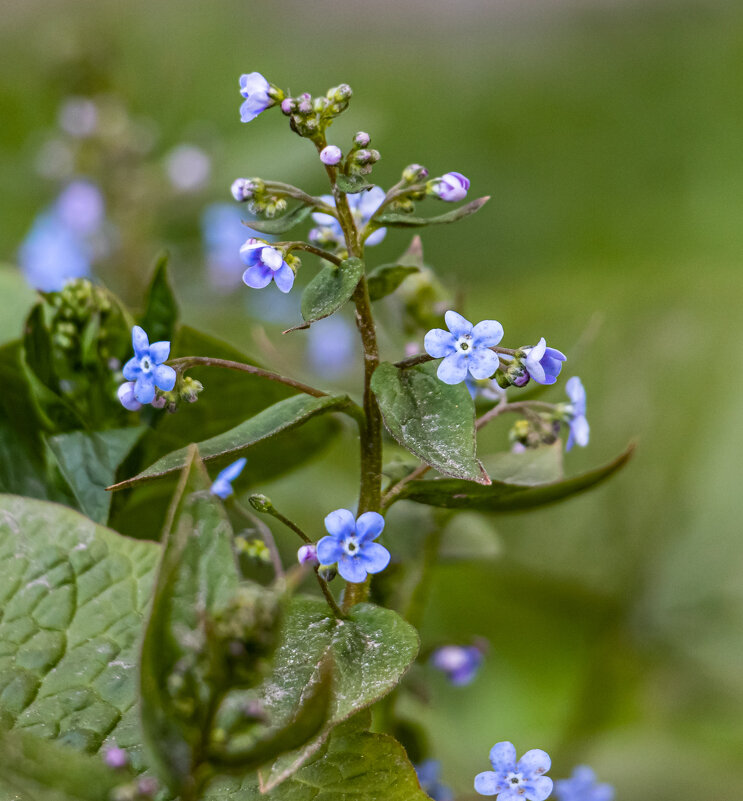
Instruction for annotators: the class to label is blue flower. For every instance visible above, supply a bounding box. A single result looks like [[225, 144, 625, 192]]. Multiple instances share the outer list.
[[240, 238, 295, 293], [239, 72, 273, 123], [416, 760, 454, 801], [431, 172, 470, 202], [523, 338, 566, 385], [19, 211, 91, 291], [210, 458, 247, 499], [316, 509, 391, 583], [475, 741, 553, 801], [122, 326, 177, 404], [431, 644, 484, 686], [424, 311, 504, 385], [55, 180, 105, 236], [554, 766, 614, 801], [310, 186, 386, 247], [565, 376, 589, 451], [466, 377, 507, 402], [117, 381, 142, 412]]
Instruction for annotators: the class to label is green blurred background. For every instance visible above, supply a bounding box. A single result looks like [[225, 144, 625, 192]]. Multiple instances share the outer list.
[[1, 0, 742, 797]]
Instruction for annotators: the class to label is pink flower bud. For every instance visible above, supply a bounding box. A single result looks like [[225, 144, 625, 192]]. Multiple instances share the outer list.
[[320, 145, 342, 166]]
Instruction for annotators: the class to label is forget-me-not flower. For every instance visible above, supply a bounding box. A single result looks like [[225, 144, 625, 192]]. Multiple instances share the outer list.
[[523, 338, 566, 385], [122, 326, 177, 404], [210, 458, 247, 499], [416, 760, 454, 801], [431, 172, 470, 202], [565, 376, 589, 451], [475, 741, 552, 800], [554, 766, 614, 801], [117, 381, 142, 412], [240, 239, 295, 293], [316, 509, 391, 583], [310, 186, 387, 247], [239, 72, 273, 123], [424, 311, 504, 385], [431, 644, 484, 686]]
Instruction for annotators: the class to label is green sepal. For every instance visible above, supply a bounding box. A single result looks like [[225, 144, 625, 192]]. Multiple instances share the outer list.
[[335, 174, 375, 194], [245, 205, 313, 235], [374, 195, 490, 227], [300, 257, 364, 324]]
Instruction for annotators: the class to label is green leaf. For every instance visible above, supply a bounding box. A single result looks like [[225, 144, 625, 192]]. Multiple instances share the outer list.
[[0, 494, 159, 769], [484, 440, 565, 485], [335, 174, 374, 194], [46, 428, 146, 522], [262, 598, 419, 731], [301, 258, 364, 324], [0, 727, 122, 801], [245, 205, 313, 235], [396, 442, 635, 511], [139, 447, 240, 793], [0, 264, 36, 346], [109, 394, 351, 490], [371, 361, 490, 484], [139, 252, 179, 343], [374, 195, 490, 227], [367, 264, 420, 302]]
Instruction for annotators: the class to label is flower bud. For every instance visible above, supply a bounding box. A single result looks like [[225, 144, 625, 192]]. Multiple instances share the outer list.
[[180, 376, 203, 403], [150, 394, 168, 409], [280, 97, 295, 115], [331, 84, 352, 102], [231, 178, 254, 202], [117, 382, 142, 412], [248, 493, 274, 513], [320, 145, 342, 166], [103, 745, 129, 770], [353, 131, 371, 147], [318, 565, 337, 582], [297, 97, 313, 115], [297, 543, 319, 565], [429, 172, 470, 202], [403, 164, 429, 183]]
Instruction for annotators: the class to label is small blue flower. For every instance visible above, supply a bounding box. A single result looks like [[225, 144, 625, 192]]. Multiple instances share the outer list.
[[416, 760, 454, 801], [424, 311, 504, 385], [117, 381, 142, 412], [240, 238, 295, 293], [475, 741, 552, 801], [554, 766, 614, 801], [19, 211, 91, 291], [523, 338, 566, 385], [565, 376, 589, 451], [122, 326, 177, 404], [316, 509, 391, 583], [55, 180, 105, 236], [310, 186, 387, 247], [431, 172, 470, 202], [431, 644, 484, 686], [210, 458, 247, 499], [239, 72, 273, 123]]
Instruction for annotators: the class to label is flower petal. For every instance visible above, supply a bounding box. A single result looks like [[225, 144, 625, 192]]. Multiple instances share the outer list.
[[570, 415, 590, 449], [467, 348, 499, 380], [364, 226, 387, 246], [117, 382, 142, 412], [134, 374, 156, 404], [149, 340, 171, 364], [337, 554, 367, 583], [311, 211, 337, 226], [210, 478, 233, 499], [524, 777, 553, 801], [243, 264, 273, 289], [357, 185, 386, 220], [566, 376, 585, 407], [444, 310, 473, 338], [217, 457, 247, 483], [273, 262, 295, 294], [424, 328, 456, 359], [489, 741, 517, 772], [473, 772, 499, 796], [324, 508, 356, 539], [358, 542, 390, 574], [122, 357, 141, 381], [437, 352, 469, 385], [131, 325, 149, 357], [317, 536, 344, 565], [355, 511, 385, 542], [525, 353, 546, 384], [472, 319, 504, 348], [153, 364, 177, 392], [239, 72, 270, 97], [517, 749, 551, 777]]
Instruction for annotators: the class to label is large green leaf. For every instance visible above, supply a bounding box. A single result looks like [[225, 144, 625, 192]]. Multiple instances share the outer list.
[[139, 252, 179, 344], [109, 394, 351, 490], [0, 494, 159, 770], [484, 440, 565, 485], [245, 206, 313, 235], [374, 195, 490, 227], [300, 258, 364, 324], [47, 427, 146, 522], [371, 361, 489, 484], [0, 264, 36, 346], [396, 442, 635, 510]]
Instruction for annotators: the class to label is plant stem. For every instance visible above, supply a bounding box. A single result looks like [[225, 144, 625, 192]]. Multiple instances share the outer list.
[[475, 399, 555, 431], [381, 463, 431, 511], [394, 345, 517, 370], [281, 241, 343, 266], [264, 180, 336, 215]]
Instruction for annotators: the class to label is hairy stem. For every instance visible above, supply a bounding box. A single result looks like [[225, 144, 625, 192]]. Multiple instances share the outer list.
[[281, 241, 343, 266]]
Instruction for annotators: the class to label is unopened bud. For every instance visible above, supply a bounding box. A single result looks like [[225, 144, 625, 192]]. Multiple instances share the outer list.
[[150, 394, 168, 409], [353, 131, 370, 147], [231, 178, 254, 202], [403, 164, 429, 183], [297, 97, 312, 115], [318, 565, 337, 582], [297, 543, 318, 565], [248, 493, 274, 513], [320, 145, 342, 166], [103, 745, 128, 770], [334, 83, 352, 101], [180, 376, 203, 403], [281, 97, 295, 115]]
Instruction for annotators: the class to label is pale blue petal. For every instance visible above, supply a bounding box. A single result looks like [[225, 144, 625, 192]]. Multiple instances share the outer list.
[[239, 72, 270, 96], [273, 262, 295, 293], [337, 554, 367, 583], [467, 348, 499, 380], [358, 186, 386, 220], [210, 478, 233, 499], [317, 536, 344, 564], [149, 340, 171, 364], [473, 772, 499, 796], [355, 511, 385, 541], [517, 749, 551, 777], [571, 415, 590, 449], [134, 374, 156, 404], [358, 542, 390, 574], [472, 320, 504, 348], [122, 357, 141, 381], [117, 382, 141, 411], [525, 353, 546, 384], [593, 785, 615, 801], [437, 352, 469, 384], [324, 508, 356, 538], [494, 792, 520, 801], [240, 100, 260, 123], [153, 364, 176, 392], [566, 376, 585, 407], [311, 211, 337, 226], [132, 325, 149, 357], [489, 742, 517, 772], [524, 777, 552, 801], [364, 226, 387, 246], [444, 310, 473, 338], [243, 264, 273, 289], [218, 457, 247, 483], [544, 346, 566, 362], [424, 328, 456, 358]]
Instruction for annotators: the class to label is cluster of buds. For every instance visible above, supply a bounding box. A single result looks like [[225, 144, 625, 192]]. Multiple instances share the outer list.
[[149, 375, 204, 413], [280, 84, 353, 140], [235, 535, 272, 565], [230, 177, 287, 218], [509, 417, 560, 451]]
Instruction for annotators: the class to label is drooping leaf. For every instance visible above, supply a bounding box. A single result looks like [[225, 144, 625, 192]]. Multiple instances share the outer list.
[[0, 264, 36, 346], [0, 494, 159, 770], [46, 428, 146, 523], [371, 361, 490, 484], [374, 195, 490, 227], [367, 264, 420, 302], [484, 440, 565, 485], [139, 252, 179, 343], [335, 174, 375, 194], [300, 258, 364, 324], [0, 727, 123, 801], [109, 394, 351, 491], [244, 205, 313, 235], [396, 442, 635, 511]]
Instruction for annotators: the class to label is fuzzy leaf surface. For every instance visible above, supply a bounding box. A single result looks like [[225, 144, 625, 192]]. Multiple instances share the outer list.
[[300, 258, 364, 324], [334, 175, 374, 194], [244, 206, 313, 235], [374, 196, 490, 227]]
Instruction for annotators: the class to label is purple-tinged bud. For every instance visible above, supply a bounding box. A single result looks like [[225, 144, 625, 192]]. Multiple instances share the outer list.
[[403, 164, 429, 183], [104, 745, 129, 769], [430, 172, 470, 202], [150, 394, 168, 409], [298, 97, 313, 114], [320, 145, 342, 166], [281, 97, 294, 115], [354, 149, 373, 165], [297, 544, 319, 565], [137, 777, 159, 797], [117, 382, 142, 412], [231, 178, 254, 202], [353, 131, 371, 147], [334, 83, 352, 101]]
